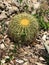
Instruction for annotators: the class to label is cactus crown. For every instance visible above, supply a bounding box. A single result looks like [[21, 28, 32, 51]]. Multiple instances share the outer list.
[[20, 19, 29, 26]]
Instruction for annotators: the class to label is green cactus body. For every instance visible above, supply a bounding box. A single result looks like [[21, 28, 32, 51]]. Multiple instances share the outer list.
[[8, 13, 39, 44]]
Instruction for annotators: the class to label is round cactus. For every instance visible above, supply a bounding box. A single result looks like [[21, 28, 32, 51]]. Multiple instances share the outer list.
[[8, 13, 39, 44]]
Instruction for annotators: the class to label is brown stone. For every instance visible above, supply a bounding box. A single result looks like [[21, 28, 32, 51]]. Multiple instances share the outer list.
[[0, 34, 3, 39]]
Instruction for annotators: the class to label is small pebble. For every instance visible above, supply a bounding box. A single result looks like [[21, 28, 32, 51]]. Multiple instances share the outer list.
[[16, 59, 24, 63], [1, 59, 5, 63], [0, 43, 5, 49]]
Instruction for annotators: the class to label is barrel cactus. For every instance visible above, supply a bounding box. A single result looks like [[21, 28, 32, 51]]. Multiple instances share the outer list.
[[8, 13, 39, 44]]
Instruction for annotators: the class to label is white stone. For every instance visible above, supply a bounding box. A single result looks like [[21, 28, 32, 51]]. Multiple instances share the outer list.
[[0, 44, 5, 49], [5, 56, 9, 59], [4, 35, 8, 39], [24, 51, 28, 55], [39, 57, 45, 61], [1, 59, 5, 63], [16, 59, 24, 63], [42, 35, 47, 41], [33, 2, 40, 9], [44, 31, 47, 35], [0, 11, 7, 21]]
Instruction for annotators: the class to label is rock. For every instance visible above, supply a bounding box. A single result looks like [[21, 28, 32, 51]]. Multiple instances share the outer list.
[[27, 46, 31, 49], [16, 59, 24, 63], [0, 10, 2, 14], [46, 36, 49, 40], [0, 39, 4, 44], [23, 62, 29, 65], [44, 40, 49, 54], [9, 45, 14, 50], [35, 44, 44, 49], [4, 0, 12, 4], [4, 35, 8, 39], [33, 2, 40, 9], [11, 0, 20, 7], [0, 34, 3, 40], [19, 48, 24, 52], [3, 1, 11, 9], [10, 60, 14, 65], [1, 59, 5, 63], [40, 1, 48, 11], [0, 2, 6, 10], [6, 6, 19, 16], [5, 56, 9, 59], [5, 21, 10, 26], [23, 58, 28, 61], [28, 4, 33, 12], [42, 34, 47, 41], [44, 16, 48, 22], [32, 10, 36, 14], [12, 6, 19, 12], [46, 35, 49, 40], [0, 11, 7, 21], [0, 25, 2, 29], [5, 8, 13, 16], [24, 51, 28, 55], [1, 63, 7, 65], [39, 57, 45, 61], [4, 38, 10, 45], [29, 58, 36, 63], [35, 62, 45, 65], [0, 43, 5, 49], [0, 26, 2, 34]]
